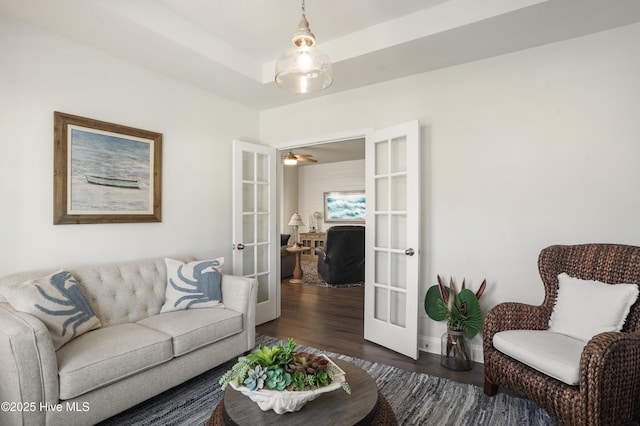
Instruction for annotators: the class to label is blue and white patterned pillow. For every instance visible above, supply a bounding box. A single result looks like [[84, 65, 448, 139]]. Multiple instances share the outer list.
[[161, 258, 225, 313], [5, 270, 102, 350]]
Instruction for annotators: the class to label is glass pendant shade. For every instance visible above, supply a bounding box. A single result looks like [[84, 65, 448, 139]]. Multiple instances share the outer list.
[[275, 45, 333, 93], [275, 4, 333, 93]]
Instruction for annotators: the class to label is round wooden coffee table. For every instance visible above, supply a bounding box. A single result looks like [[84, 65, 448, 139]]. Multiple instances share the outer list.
[[207, 358, 397, 425]]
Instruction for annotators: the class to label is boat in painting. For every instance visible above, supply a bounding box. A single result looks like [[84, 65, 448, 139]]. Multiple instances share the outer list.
[[86, 175, 140, 189]]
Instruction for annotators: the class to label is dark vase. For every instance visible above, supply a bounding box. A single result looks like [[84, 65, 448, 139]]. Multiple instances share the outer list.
[[440, 328, 473, 371]]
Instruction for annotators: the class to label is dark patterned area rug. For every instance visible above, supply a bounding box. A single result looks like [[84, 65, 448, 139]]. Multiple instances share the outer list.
[[99, 335, 559, 426], [299, 260, 364, 288]]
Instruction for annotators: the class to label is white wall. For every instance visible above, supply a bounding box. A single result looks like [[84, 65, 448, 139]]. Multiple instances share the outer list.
[[279, 164, 298, 235], [0, 18, 259, 275], [260, 23, 640, 358], [4, 14, 640, 361], [296, 159, 365, 233]]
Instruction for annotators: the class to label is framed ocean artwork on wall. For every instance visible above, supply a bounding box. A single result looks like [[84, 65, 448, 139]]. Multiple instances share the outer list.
[[53, 112, 162, 224], [323, 191, 366, 223]]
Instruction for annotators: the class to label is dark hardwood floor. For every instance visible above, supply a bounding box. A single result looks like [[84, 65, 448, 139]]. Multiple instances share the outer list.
[[256, 280, 485, 387]]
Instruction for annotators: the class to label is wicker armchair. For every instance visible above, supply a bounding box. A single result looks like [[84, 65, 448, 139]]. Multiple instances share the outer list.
[[483, 244, 640, 426]]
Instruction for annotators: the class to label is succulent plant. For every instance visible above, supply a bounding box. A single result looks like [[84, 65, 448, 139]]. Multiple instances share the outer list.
[[247, 345, 283, 367], [286, 352, 331, 390], [221, 339, 351, 395], [278, 337, 297, 366], [244, 365, 267, 391], [265, 368, 292, 391], [290, 370, 306, 389], [313, 370, 329, 387], [219, 356, 252, 390], [287, 352, 328, 374]]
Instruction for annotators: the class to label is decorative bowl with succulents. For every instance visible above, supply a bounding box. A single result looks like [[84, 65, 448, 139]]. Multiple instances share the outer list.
[[219, 338, 351, 414]]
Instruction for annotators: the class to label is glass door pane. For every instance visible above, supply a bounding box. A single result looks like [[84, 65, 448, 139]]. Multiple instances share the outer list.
[[364, 121, 420, 359], [233, 141, 277, 324]]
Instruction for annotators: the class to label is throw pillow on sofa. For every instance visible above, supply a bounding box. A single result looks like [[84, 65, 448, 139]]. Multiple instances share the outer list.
[[161, 258, 225, 313], [4, 270, 102, 350]]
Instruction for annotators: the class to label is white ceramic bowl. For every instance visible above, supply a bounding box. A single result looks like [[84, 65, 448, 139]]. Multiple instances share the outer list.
[[229, 355, 346, 414]]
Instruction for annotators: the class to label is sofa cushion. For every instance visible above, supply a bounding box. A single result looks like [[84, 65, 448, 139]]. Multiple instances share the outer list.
[[137, 308, 243, 356], [3, 270, 101, 350], [549, 272, 639, 342], [493, 330, 584, 385], [161, 258, 225, 313], [56, 323, 173, 399]]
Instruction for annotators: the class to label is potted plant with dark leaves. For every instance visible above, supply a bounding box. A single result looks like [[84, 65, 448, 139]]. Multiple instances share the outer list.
[[424, 276, 486, 370], [219, 338, 351, 414]]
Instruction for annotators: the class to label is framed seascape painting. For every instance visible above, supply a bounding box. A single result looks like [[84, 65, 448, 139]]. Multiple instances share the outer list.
[[323, 191, 366, 223], [53, 112, 162, 224]]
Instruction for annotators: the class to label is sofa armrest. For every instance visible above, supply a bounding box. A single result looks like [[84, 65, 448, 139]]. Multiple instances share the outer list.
[[0, 303, 59, 426], [221, 275, 258, 350]]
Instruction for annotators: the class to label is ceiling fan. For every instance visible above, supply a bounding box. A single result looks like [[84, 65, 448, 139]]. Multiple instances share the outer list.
[[283, 151, 317, 165]]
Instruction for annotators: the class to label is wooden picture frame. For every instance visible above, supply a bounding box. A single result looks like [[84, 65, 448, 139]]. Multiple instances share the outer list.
[[323, 191, 366, 223], [53, 112, 162, 224]]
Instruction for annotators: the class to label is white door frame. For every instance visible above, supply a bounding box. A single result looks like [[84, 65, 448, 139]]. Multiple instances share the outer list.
[[270, 128, 374, 152]]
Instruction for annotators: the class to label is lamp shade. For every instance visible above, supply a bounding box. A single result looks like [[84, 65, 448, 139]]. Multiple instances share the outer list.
[[275, 45, 333, 93], [274, 5, 332, 93], [288, 213, 305, 227], [283, 152, 298, 165]]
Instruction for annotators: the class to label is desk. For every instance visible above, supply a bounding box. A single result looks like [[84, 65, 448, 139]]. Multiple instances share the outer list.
[[285, 246, 311, 284]]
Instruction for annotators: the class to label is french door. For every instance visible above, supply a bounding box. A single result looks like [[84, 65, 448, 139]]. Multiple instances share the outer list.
[[363, 120, 421, 359], [231, 140, 278, 324]]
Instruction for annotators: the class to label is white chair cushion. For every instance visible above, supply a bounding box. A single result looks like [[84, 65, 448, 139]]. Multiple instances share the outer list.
[[493, 330, 585, 385], [137, 307, 242, 356], [549, 273, 639, 342]]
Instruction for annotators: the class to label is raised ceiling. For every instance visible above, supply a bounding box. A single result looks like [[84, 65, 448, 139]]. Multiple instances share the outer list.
[[2, 0, 639, 110]]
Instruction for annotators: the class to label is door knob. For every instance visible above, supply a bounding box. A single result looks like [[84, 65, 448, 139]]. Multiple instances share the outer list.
[[236, 243, 245, 250], [405, 248, 415, 256]]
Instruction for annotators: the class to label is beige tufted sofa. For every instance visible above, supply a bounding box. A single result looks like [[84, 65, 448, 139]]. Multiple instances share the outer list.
[[0, 256, 258, 426]]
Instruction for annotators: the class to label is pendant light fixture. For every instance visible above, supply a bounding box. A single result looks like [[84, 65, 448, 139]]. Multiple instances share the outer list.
[[275, 0, 333, 93]]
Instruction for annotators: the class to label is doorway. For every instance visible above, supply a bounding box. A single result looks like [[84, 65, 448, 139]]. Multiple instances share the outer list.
[[273, 120, 421, 359], [278, 137, 366, 241]]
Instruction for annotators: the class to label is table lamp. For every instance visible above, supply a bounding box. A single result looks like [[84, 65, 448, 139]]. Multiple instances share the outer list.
[[288, 212, 305, 248]]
